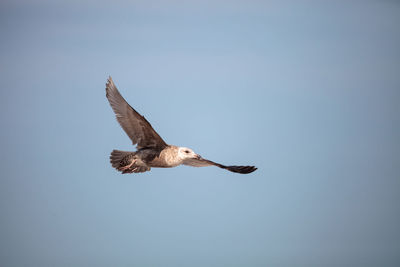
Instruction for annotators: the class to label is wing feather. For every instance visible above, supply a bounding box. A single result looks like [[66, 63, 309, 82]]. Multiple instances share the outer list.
[[106, 77, 168, 150], [183, 157, 257, 174]]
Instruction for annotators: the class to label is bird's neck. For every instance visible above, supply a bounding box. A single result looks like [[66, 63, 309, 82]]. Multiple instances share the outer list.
[[162, 145, 183, 166]]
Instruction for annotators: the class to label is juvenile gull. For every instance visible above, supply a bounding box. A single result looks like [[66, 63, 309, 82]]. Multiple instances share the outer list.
[[106, 77, 257, 174]]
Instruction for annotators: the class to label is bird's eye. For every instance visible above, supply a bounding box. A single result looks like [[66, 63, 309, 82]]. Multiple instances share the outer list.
[[185, 150, 189, 153]]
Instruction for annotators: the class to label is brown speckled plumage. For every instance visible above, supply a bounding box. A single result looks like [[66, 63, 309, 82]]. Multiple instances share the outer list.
[[106, 76, 257, 174]]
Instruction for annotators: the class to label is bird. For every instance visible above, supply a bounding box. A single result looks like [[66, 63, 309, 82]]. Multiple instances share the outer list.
[[105, 76, 257, 174]]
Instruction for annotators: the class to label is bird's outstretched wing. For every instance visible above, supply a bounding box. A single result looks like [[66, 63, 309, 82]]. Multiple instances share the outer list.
[[183, 157, 257, 174], [106, 76, 168, 150]]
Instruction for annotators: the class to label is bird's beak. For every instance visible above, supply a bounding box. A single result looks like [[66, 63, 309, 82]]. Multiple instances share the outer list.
[[195, 154, 202, 160]]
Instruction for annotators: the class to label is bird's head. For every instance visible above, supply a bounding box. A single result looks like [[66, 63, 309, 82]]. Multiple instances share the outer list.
[[178, 147, 201, 161]]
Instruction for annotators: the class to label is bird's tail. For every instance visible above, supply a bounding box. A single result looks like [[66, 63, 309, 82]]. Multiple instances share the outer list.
[[110, 150, 133, 169], [109, 150, 150, 174]]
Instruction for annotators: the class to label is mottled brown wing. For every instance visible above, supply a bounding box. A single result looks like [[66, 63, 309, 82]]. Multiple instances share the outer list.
[[106, 76, 168, 150], [183, 157, 257, 174]]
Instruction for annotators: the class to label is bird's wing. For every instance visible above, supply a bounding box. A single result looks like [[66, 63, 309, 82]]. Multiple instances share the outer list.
[[183, 157, 257, 174], [106, 76, 168, 150]]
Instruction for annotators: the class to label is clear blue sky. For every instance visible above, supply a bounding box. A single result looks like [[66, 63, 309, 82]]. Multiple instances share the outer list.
[[1, 0, 399, 266]]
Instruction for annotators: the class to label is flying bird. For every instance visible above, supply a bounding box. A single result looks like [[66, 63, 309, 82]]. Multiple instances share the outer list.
[[106, 77, 257, 174]]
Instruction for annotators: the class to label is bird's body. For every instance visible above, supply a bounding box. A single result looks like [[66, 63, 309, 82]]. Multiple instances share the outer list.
[[106, 77, 257, 174], [110, 146, 187, 173]]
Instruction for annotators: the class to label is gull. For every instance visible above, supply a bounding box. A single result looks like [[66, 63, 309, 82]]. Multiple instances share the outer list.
[[106, 77, 257, 174]]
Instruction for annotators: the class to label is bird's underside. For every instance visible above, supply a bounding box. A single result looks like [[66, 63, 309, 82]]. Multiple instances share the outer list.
[[106, 76, 257, 174]]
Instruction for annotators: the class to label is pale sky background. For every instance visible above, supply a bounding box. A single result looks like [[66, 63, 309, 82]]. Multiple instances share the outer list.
[[1, 0, 399, 266]]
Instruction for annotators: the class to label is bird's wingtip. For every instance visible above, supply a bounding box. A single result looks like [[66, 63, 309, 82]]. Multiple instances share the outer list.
[[106, 76, 115, 92], [106, 76, 113, 84], [105, 76, 115, 98]]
